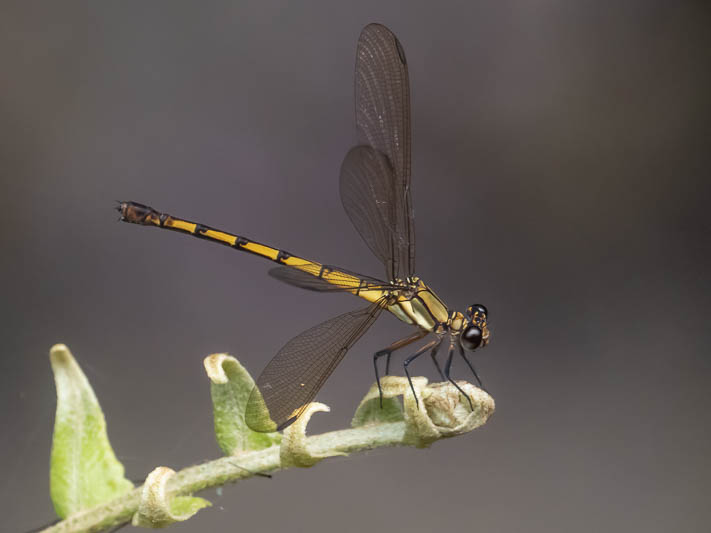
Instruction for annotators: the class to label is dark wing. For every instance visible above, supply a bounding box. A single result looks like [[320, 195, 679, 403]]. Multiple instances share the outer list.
[[346, 23, 415, 280], [245, 300, 386, 432], [269, 265, 401, 293], [340, 146, 402, 281]]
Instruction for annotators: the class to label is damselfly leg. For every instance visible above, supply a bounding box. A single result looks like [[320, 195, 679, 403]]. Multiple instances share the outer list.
[[403, 337, 443, 408], [444, 340, 475, 410], [458, 343, 486, 392], [430, 341, 446, 380], [373, 329, 428, 406]]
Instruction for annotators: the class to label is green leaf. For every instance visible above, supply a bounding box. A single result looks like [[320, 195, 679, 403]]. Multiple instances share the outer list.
[[169, 496, 211, 519], [49, 344, 133, 518], [204, 354, 281, 455], [351, 379, 405, 427], [132, 467, 211, 528]]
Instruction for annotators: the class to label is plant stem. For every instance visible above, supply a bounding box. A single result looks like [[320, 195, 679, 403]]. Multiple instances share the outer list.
[[40, 421, 407, 533]]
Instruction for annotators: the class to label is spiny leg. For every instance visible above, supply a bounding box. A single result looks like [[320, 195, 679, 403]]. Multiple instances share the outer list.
[[403, 337, 442, 409], [430, 341, 445, 380], [374, 329, 428, 406], [385, 329, 428, 375], [457, 344, 486, 391], [444, 341, 474, 410]]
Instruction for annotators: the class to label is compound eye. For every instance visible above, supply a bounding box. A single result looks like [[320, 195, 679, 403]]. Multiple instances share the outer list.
[[461, 325, 483, 351], [467, 303, 488, 318]]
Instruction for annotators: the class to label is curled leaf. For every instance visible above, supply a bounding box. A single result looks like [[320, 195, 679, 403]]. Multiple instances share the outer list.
[[49, 344, 133, 518], [132, 467, 211, 528], [423, 381, 495, 436], [353, 376, 495, 448], [351, 376, 411, 427], [204, 354, 281, 455], [400, 378, 441, 447], [280, 403, 346, 467]]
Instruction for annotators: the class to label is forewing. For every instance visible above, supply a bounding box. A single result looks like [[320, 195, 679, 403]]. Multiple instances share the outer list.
[[354, 23, 415, 278], [245, 300, 386, 432]]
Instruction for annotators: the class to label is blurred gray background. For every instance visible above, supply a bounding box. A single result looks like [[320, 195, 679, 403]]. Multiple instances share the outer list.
[[2, 1, 709, 532]]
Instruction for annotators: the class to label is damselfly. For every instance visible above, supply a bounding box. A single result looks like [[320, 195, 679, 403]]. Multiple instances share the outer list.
[[118, 23, 491, 432]]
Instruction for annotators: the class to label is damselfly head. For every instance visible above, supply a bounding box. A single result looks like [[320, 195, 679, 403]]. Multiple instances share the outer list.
[[461, 304, 490, 351], [460, 324, 482, 351], [466, 303, 488, 321]]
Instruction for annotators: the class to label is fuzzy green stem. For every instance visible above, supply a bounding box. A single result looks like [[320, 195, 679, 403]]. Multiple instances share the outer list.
[[40, 422, 407, 533]]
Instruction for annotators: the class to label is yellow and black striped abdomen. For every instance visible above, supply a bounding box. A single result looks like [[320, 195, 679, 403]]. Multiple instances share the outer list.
[[118, 201, 387, 303]]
